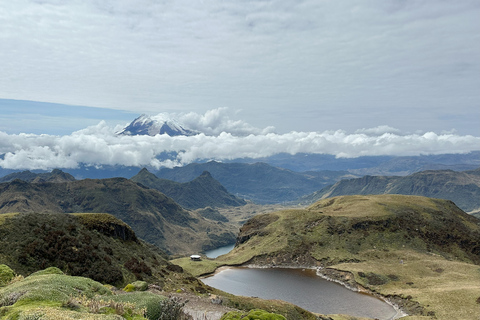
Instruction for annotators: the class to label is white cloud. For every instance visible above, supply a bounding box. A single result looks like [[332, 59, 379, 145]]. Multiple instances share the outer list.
[[166, 108, 276, 136], [0, 1, 479, 135], [355, 125, 401, 136], [0, 112, 479, 170]]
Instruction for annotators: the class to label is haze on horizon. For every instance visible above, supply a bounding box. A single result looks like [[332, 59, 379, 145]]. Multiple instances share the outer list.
[[0, 1, 479, 170]]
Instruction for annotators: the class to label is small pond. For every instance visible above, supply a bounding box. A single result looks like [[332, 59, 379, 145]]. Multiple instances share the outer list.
[[203, 244, 235, 258], [202, 267, 399, 320]]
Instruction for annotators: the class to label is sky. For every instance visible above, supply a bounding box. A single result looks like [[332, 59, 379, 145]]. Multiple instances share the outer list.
[[0, 0, 479, 170]]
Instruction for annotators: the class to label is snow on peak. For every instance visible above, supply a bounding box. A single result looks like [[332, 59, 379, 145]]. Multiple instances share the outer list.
[[117, 114, 199, 137]]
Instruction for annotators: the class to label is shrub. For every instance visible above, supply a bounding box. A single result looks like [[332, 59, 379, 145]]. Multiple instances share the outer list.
[[145, 296, 189, 320], [0, 265, 15, 286], [124, 257, 152, 278], [364, 272, 389, 285], [221, 309, 287, 320], [28, 267, 64, 277], [131, 281, 148, 291], [123, 284, 136, 292]]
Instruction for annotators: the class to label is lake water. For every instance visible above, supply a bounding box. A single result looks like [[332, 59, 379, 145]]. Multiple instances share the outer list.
[[202, 267, 399, 320], [204, 244, 235, 258]]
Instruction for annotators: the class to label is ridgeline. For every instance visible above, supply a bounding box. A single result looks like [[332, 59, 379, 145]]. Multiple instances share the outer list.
[[0, 178, 236, 255]]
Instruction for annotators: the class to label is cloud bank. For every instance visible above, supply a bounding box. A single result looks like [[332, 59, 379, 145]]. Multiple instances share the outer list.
[[1, 109, 478, 170]]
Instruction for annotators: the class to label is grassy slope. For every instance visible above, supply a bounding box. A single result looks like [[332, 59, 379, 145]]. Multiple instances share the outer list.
[[333, 250, 480, 320], [177, 195, 480, 320], [0, 267, 165, 319]]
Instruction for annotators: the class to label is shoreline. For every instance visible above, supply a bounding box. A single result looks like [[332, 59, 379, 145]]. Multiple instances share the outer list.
[[201, 263, 408, 320]]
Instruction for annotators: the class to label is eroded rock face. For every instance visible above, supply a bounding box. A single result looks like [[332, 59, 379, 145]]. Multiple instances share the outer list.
[[316, 268, 359, 291], [235, 214, 279, 246], [245, 253, 324, 268]]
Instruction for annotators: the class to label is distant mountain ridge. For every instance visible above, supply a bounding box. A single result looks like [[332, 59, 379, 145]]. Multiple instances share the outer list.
[[131, 168, 246, 209], [301, 167, 480, 213], [155, 161, 357, 204], [0, 169, 76, 183], [233, 151, 480, 175], [117, 114, 199, 136], [1, 151, 478, 183]]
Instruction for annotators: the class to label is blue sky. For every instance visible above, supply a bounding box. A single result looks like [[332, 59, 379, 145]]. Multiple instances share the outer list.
[[0, 99, 136, 135], [0, 1, 479, 170]]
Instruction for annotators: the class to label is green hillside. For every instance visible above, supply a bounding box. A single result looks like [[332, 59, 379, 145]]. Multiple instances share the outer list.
[[225, 195, 480, 266], [208, 195, 480, 320], [0, 212, 206, 291], [302, 168, 480, 213], [131, 168, 246, 209], [0, 178, 236, 255]]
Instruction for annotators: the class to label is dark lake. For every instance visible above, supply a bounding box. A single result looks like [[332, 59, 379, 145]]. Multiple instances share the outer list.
[[202, 267, 399, 320]]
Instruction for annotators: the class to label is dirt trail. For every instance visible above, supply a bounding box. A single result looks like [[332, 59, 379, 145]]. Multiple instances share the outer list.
[[169, 291, 236, 320]]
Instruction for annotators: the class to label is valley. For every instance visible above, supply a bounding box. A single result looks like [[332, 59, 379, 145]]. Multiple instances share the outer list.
[[1, 162, 480, 320], [173, 195, 480, 320]]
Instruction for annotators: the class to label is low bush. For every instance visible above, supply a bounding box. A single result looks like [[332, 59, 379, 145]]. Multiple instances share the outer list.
[[0, 265, 15, 286], [28, 267, 64, 277], [145, 296, 190, 320], [123, 284, 136, 292], [221, 309, 287, 320], [131, 281, 148, 291]]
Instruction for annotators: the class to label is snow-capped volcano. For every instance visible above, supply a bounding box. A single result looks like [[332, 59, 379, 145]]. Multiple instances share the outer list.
[[117, 114, 199, 136]]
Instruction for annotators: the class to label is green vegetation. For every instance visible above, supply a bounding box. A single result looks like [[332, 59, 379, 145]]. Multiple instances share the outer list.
[[123, 281, 148, 292], [171, 257, 225, 277], [0, 265, 15, 286], [0, 267, 167, 319], [0, 212, 150, 286], [222, 195, 480, 266], [221, 309, 286, 320], [220, 295, 317, 320], [144, 296, 188, 320], [334, 250, 480, 320], [0, 211, 212, 295]]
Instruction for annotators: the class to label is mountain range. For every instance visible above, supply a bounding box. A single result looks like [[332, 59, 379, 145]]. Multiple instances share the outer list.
[[131, 168, 246, 210], [0, 168, 76, 183], [231, 151, 480, 175], [1, 151, 478, 184], [156, 161, 356, 203], [300, 167, 480, 214]]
